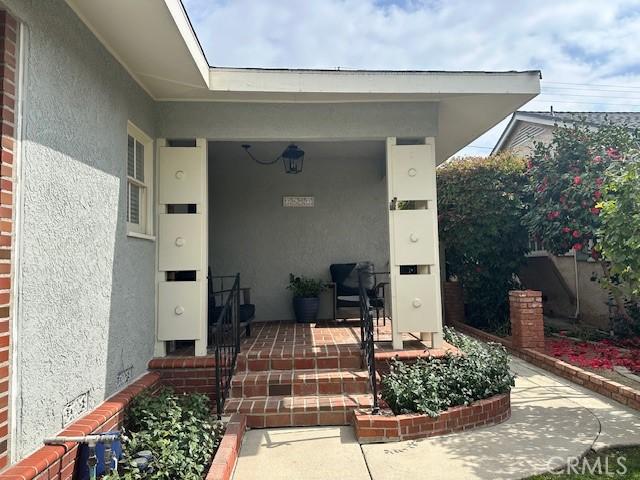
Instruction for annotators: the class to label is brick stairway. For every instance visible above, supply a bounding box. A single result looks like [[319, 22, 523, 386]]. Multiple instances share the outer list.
[[223, 322, 374, 428]]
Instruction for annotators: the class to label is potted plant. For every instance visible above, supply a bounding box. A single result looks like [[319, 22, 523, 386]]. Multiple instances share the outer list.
[[287, 273, 326, 323]]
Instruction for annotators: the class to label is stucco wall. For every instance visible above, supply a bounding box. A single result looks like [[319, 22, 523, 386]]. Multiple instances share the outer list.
[[6, 0, 156, 458], [156, 101, 438, 141], [209, 141, 389, 321]]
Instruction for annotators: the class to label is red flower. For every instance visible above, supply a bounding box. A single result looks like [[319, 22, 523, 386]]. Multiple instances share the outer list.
[[594, 190, 602, 199], [573, 243, 583, 251], [573, 176, 582, 185], [595, 177, 604, 186], [527, 160, 533, 170], [562, 227, 571, 233], [572, 230, 581, 238], [547, 210, 560, 220], [592, 155, 603, 164], [590, 207, 600, 215], [606, 147, 621, 159]]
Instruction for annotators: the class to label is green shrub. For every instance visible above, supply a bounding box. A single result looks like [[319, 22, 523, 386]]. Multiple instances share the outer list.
[[381, 327, 514, 416], [103, 388, 224, 480], [437, 153, 529, 331]]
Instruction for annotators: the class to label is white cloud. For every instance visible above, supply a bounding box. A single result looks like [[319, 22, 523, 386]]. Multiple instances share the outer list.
[[183, 0, 640, 156]]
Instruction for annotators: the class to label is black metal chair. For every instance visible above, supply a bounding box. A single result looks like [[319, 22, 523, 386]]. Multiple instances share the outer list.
[[328, 262, 388, 325], [207, 268, 255, 345]]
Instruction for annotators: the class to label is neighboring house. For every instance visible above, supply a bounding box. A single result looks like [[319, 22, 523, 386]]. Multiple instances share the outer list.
[[0, 0, 539, 472], [493, 111, 640, 328]]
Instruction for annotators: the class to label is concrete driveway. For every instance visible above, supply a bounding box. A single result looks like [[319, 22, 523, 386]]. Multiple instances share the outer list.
[[232, 357, 640, 480]]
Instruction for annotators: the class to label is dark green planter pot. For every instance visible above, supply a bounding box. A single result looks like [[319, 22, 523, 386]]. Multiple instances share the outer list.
[[293, 296, 320, 323]]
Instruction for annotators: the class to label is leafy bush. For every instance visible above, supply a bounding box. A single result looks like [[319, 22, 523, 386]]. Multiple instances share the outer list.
[[437, 153, 529, 330], [287, 273, 326, 298], [381, 327, 514, 416], [103, 388, 224, 480], [598, 151, 640, 300]]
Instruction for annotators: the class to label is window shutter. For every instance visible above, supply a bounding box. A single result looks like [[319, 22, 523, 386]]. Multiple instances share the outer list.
[[135, 140, 144, 182], [127, 135, 135, 178]]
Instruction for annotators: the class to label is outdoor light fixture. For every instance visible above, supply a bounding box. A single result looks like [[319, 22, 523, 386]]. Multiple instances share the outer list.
[[241, 143, 304, 174]]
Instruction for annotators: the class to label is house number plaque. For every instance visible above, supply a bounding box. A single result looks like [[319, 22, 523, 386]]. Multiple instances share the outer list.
[[283, 196, 314, 207]]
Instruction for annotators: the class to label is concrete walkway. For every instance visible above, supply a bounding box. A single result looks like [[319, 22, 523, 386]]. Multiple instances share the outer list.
[[232, 357, 640, 480]]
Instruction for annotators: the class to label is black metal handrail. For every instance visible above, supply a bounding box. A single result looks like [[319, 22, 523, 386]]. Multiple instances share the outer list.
[[211, 273, 241, 419], [358, 269, 380, 413]]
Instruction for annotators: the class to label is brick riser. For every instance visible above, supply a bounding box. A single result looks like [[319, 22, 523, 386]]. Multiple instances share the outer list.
[[230, 370, 370, 398], [224, 394, 374, 428], [237, 353, 362, 372]]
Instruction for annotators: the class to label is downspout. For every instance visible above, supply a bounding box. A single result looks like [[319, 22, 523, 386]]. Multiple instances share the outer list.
[[573, 250, 580, 320]]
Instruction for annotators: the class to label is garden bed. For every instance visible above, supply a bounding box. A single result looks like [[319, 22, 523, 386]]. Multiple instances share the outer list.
[[354, 327, 514, 443], [353, 392, 510, 443], [103, 388, 244, 480]]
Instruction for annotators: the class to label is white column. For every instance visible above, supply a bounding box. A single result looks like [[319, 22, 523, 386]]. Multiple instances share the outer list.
[[386, 137, 443, 350], [155, 138, 208, 356]]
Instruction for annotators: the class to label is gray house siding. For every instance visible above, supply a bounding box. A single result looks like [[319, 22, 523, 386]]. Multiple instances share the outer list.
[[5, 0, 156, 458]]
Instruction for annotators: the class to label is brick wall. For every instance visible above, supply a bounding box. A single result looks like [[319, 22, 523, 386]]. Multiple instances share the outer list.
[[509, 290, 545, 350], [148, 357, 217, 405], [0, 373, 160, 480], [442, 281, 465, 325], [0, 10, 16, 471]]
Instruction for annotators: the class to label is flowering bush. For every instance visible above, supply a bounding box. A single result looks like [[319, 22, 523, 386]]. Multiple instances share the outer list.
[[437, 153, 529, 330], [522, 121, 639, 320]]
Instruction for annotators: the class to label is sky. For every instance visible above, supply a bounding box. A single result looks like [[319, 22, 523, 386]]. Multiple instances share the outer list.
[[182, 0, 640, 157]]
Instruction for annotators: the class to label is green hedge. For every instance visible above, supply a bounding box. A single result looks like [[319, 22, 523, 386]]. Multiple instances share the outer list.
[[381, 327, 515, 416]]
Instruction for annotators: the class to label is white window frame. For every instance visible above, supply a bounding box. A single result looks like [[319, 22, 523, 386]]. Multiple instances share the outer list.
[[126, 121, 154, 240]]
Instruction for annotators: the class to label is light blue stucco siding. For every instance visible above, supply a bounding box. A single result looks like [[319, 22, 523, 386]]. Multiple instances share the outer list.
[[4, 0, 156, 458]]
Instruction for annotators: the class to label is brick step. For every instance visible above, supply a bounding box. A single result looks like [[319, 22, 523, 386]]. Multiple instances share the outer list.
[[230, 369, 370, 398], [237, 345, 362, 372], [223, 394, 374, 428]]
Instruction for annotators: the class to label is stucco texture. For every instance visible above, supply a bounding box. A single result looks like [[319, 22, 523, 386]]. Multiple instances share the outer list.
[[209, 141, 389, 321], [6, 0, 156, 458]]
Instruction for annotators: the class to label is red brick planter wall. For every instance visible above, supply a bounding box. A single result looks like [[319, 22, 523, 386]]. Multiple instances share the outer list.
[[0, 10, 17, 471], [509, 290, 544, 350], [0, 373, 160, 480], [148, 356, 217, 404], [443, 281, 465, 325], [205, 414, 246, 480], [353, 392, 511, 443]]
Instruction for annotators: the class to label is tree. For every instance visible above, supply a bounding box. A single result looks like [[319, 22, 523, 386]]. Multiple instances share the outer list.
[[437, 152, 529, 330], [522, 121, 639, 320]]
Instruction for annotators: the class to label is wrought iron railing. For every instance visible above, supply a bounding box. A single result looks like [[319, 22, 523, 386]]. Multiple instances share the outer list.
[[358, 269, 380, 413], [209, 273, 241, 419]]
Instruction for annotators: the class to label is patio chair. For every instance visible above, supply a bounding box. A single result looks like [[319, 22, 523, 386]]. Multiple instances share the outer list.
[[328, 262, 388, 325], [207, 268, 255, 344]]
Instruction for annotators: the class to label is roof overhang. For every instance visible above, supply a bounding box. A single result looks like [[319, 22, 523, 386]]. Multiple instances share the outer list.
[[66, 0, 540, 161], [66, 0, 210, 98]]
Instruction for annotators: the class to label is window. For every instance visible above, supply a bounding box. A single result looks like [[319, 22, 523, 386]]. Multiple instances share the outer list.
[[126, 122, 153, 238]]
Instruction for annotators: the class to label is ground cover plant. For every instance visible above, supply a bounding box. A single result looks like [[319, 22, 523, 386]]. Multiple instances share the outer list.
[[103, 388, 224, 480], [381, 327, 514, 416]]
